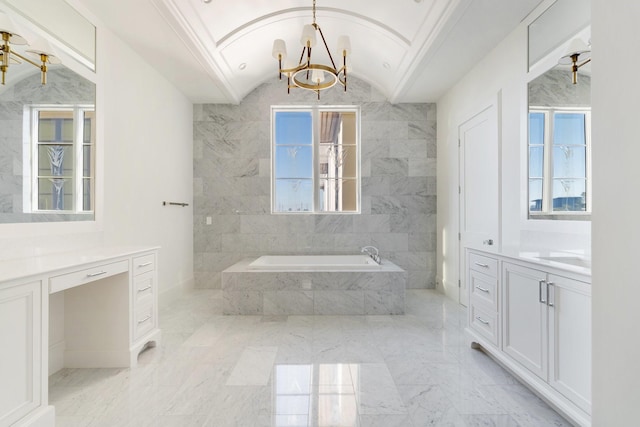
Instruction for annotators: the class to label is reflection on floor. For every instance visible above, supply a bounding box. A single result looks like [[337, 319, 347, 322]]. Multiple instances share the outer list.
[[50, 289, 571, 426]]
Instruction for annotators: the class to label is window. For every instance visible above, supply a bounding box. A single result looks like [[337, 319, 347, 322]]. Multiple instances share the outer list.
[[272, 107, 359, 213], [29, 106, 95, 213], [528, 108, 591, 217]]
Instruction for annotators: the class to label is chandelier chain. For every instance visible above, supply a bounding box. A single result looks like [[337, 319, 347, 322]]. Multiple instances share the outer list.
[[313, 0, 316, 24]]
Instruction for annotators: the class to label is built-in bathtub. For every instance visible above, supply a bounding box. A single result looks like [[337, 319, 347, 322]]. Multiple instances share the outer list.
[[222, 255, 406, 315]]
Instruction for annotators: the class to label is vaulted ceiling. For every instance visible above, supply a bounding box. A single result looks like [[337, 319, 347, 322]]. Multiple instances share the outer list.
[[77, 0, 543, 104]]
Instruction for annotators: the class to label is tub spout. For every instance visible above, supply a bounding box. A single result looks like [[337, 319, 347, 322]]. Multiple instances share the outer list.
[[361, 246, 381, 264]]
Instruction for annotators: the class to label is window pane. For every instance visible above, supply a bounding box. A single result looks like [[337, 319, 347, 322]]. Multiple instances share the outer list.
[[552, 179, 586, 211], [529, 178, 543, 212], [553, 146, 586, 178], [318, 145, 357, 179], [38, 145, 73, 177], [274, 179, 313, 212], [274, 146, 313, 179], [83, 178, 92, 211], [319, 179, 357, 212], [38, 178, 72, 210], [83, 111, 95, 144], [83, 145, 92, 177], [553, 113, 586, 145], [275, 111, 312, 145], [529, 112, 545, 145], [529, 146, 544, 178], [38, 111, 74, 142]]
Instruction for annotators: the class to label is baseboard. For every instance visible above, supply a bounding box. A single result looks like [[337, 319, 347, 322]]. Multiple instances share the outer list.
[[441, 278, 459, 302], [48, 340, 65, 376], [64, 350, 131, 368], [14, 405, 55, 427]]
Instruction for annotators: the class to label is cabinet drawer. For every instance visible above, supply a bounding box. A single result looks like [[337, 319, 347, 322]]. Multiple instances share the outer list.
[[470, 303, 498, 347], [49, 260, 129, 293], [469, 252, 498, 277], [134, 271, 155, 305], [134, 303, 156, 341], [470, 269, 498, 310], [133, 253, 155, 276]]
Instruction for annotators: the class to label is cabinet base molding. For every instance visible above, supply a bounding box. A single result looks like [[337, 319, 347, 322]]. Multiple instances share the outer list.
[[466, 329, 591, 427], [12, 406, 54, 427], [130, 329, 162, 367]]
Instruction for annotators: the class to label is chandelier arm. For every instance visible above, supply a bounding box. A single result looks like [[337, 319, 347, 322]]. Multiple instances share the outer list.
[[343, 55, 347, 91], [298, 46, 306, 67], [10, 50, 43, 69], [316, 26, 338, 71]]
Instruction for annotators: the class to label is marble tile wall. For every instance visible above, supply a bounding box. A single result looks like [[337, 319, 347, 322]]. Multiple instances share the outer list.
[[194, 77, 436, 289]]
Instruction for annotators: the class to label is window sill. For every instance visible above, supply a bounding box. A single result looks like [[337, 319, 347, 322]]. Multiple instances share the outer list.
[[528, 213, 591, 221]]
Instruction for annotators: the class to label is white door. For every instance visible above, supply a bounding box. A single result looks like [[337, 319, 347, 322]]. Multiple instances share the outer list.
[[458, 102, 500, 306]]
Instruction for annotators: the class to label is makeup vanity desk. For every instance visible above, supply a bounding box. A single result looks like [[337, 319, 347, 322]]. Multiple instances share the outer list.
[[0, 246, 161, 427]]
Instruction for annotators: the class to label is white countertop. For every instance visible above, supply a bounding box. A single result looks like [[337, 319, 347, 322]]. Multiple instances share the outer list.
[[0, 246, 159, 284], [481, 246, 591, 278]]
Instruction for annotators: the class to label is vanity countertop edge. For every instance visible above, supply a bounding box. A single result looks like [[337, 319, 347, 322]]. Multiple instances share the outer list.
[[0, 245, 160, 285]]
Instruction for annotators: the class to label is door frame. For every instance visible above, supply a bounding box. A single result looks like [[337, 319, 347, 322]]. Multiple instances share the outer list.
[[458, 94, 502, 306]]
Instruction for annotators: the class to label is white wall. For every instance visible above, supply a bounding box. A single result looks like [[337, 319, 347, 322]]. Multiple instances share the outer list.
[[0, 12, 194, 303], [436, 10, 591, 302], [591, 0, 640, 424], [98, 27, 194, 299]]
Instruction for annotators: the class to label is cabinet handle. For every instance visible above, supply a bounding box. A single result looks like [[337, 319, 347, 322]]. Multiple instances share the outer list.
[[138, 262, 153, 267], [138, 315, 152, 324], [539, 280, 547, 303], [474, 262, 489, 268], [137, 285, 152, 292], [87, 270, 107, 278], [547, 282, 555, 307], [475, 285, 490, 293], [475, 316, 490, 325]]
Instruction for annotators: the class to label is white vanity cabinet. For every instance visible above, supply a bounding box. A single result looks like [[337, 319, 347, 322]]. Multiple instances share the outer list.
[[467, 252, 500, 347], [0, 280, 45, 427], [0, 246, 161, 427], [466, 248, 591, 426], [502, 263, 549, 379]]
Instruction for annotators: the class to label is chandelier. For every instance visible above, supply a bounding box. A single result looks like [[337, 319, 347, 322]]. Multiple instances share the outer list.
[[0, 14, 61, 86], [271, 0, 351, 99]]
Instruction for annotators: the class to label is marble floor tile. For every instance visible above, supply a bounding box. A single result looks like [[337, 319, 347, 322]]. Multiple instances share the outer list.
[[49, 289, 571, 427], [226, 346, 279, 385]]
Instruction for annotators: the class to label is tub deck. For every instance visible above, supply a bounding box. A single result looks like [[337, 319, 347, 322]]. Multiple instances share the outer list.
[[222, 257, 406, 315]]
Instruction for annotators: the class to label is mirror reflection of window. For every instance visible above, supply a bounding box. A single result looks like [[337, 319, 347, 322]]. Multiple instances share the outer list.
[[527, 67, 591, 219], [32, 105, 94, 213]]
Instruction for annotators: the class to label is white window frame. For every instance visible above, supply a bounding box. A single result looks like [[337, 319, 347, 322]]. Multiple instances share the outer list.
[[271, 105, 361, 214], [27, 104, 95, 214], [528, 106, 592, 218]]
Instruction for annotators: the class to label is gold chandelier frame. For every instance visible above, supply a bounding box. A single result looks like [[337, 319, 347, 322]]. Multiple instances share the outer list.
[[273, 0, 349, 99]]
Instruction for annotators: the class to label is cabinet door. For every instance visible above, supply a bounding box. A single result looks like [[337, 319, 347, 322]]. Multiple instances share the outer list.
[[502, 263, 548, 379], [548, 274, 591, 414], [0, 281, 42, 426]]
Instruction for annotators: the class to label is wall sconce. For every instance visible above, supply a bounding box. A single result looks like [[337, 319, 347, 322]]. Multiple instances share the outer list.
[[0, 13, 61, 86], [558, 38, 591, 84]]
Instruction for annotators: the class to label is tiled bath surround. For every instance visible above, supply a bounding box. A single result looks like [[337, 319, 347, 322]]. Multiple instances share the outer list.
[[194, 77, 436, 289], [222, 258, 406, 315]]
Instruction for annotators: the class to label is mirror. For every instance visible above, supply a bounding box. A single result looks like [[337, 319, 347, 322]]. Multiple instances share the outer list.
[[528, 0, 590, 70], [0, 1, 96, 223], [527, 65, 591, 219]]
